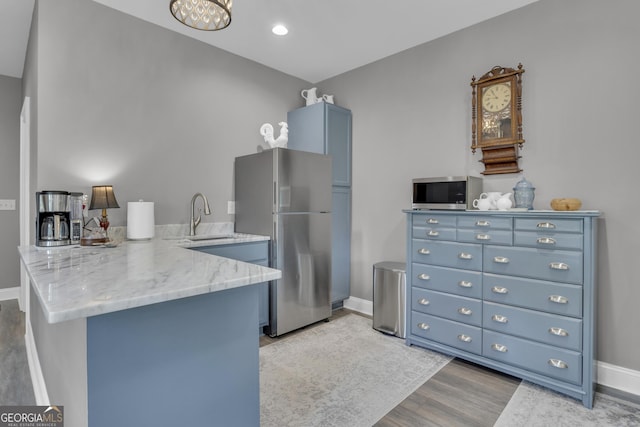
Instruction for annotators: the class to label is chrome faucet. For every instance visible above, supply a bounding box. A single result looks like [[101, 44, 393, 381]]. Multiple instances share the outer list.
[[189, 192, 212, 236]]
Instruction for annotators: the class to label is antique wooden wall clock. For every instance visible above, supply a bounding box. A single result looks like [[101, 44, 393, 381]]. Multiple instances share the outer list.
[[471, 63, 525, 175]]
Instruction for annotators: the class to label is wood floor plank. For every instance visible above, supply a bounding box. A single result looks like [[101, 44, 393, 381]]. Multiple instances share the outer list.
[[375, 358, 521, 427]]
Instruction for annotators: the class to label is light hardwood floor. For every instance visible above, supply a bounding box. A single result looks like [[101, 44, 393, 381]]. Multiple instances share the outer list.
[[375, 359, 521, 426], [0, 300, 35, 405]]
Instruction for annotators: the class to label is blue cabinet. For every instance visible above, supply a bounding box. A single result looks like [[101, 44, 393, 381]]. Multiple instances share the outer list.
[[288, 102, 352, 187], [332, 187, 351, 303], [405, 211, 599, 408], [288, 102, 352, 306], [193, 241, 270, 327]]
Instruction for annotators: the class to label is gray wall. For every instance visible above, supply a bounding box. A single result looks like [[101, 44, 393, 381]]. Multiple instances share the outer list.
[[33, 0, 308, 227], [318, 0, 640, 371], [0, 75, 21, 289]]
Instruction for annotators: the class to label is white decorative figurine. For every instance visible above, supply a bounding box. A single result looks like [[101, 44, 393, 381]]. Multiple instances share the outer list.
[[260, 122, 288, 148]]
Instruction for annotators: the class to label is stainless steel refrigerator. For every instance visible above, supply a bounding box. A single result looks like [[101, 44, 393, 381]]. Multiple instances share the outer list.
[[235, 148, 332, 337]]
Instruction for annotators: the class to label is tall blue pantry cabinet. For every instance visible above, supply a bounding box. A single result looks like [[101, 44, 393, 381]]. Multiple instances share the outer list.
[[287, 102, 352, 307]]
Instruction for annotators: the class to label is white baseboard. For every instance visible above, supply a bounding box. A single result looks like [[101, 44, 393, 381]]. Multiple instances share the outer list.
[[0, 286, 19, 301], [342, 296, 373, 317], [598, 361, 640, 397], [25, 323, 49, 405]]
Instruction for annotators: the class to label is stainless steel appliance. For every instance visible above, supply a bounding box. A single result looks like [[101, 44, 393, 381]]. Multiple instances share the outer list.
[[235, 148, 332, 337], [372, 262, 406, 339], [69, 192, 84, 244], [412, 176, 483, 210], [36, 191, 71, 247]]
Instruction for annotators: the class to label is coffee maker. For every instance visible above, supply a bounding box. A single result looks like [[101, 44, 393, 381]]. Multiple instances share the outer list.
[[36, 191, 71, 247]]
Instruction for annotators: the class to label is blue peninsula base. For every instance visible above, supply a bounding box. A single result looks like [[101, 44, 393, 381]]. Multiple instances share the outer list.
[[86, 285, 259, 427]]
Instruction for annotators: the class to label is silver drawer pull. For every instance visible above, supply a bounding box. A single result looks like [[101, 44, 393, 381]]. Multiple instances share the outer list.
[[550, 262, 569, 270], [459, 252, 473, 260], [418, 248, 431, 255], [457, 334, 472, 343], [491, 343, 508, 353], [458, 280, 473, 288], [549, 295, 569, 304], [418, 273, 430, 281], [537, 237, 556, 245], [428, 230, 440, 237], [418, 298, 430, 306], [549, 327, 569, 337], [418, 322, 430, 330], [492, 286, 509, 294], [493, 256, 509, 264], [492, 314, 509, 323], [475, 220, 490, 227], [537, 222, 556, 229], [476, 233, 490, 240], [458, 307, 473, 316], [427, 218, 439, 224], [548, 359, 568, 369]]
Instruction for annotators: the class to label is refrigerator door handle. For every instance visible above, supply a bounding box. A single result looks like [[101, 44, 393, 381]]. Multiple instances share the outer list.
[[273, 181, 277, 211]]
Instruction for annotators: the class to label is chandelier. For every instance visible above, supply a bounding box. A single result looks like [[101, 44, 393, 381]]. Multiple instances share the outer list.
[[170, 0, 232, 31]]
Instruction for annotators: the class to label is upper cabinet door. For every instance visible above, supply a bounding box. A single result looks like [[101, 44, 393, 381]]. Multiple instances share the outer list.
[[288, 102, 352, 187], [287, 103, 325, 154], [326, 104, 352, 187]]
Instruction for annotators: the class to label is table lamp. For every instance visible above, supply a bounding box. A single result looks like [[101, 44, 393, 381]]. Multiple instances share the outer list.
[[89, 185, 120, 240]]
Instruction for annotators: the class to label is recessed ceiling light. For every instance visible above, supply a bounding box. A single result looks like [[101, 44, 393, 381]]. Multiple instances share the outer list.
[[272, 24, 288, 36]]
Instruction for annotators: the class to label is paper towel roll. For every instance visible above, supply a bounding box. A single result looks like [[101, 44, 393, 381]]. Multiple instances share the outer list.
[[127, 201, 155, 240]]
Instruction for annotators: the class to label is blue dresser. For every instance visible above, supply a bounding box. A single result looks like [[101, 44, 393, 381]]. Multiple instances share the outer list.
[[405, 210, 599, 408]]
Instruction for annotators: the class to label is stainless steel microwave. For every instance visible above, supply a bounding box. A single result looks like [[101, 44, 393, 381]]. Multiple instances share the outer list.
[[412, 176, 483, 210]]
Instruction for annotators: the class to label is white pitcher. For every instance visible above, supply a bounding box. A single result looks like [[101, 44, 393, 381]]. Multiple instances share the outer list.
[[473, 198, 492, 211], [480, 192, 502, 210], [322, 94, 334, 104], [301, 87, 320, 106], [496, 193, 513, 210]]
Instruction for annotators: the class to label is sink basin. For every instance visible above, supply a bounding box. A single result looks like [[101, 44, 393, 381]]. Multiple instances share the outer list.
[[186, 234, 235, 241]]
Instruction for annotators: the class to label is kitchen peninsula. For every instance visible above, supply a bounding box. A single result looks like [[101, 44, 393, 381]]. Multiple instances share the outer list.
[[19, 235, 281, 427]]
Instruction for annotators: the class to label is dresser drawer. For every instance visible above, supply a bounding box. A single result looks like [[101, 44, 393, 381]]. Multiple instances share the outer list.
[[413, 214, 457, 228], [458, 229, 513, 245], [483, 302, 582, 351], [483, 330, 582, 385], [483, 273, 582, 317], [412, 312, 482, 355], [458, 216, 513, 230], [412, 264, 482, 298], [515, 218, 583, 233], [412, 240, 482, 270], [484, 246, 583, 284], [514, 231, 583, 251], [412, 288, 482, 326], [413, 226, 457, 241]]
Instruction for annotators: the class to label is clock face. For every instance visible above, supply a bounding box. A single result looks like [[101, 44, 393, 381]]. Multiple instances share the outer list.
[[482, 83, 511, 112]]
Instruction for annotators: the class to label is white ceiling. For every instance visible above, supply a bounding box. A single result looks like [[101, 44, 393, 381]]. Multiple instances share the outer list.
[[1, 0, 538, 83]]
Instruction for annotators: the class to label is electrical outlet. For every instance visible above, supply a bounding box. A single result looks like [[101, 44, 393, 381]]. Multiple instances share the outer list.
[[227, 201, 235, 215], [0, 199, 16, 210]]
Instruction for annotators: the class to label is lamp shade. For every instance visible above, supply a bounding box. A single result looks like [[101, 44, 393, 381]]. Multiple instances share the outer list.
[[89, 186, 120, 210], [170, 0, 232, 31]]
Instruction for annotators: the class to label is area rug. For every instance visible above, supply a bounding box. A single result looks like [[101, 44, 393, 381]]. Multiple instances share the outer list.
[[259, 314, 452, 427], [494, 381, 640, 427]]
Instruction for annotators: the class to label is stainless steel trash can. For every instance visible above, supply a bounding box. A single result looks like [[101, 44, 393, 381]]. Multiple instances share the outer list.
[[373, 261, 406, 338]]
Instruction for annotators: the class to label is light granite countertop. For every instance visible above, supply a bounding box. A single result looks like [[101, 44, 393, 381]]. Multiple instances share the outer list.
[[19, 233, 280, 324]]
